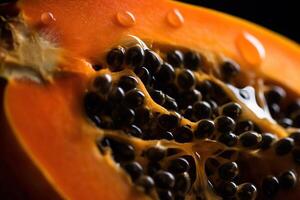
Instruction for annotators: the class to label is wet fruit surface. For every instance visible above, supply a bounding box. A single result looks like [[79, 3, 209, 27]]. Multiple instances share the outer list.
[[81, 40, 300, 200]]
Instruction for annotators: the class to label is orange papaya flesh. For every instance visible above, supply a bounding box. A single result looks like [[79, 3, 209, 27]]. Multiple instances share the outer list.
[[1, 0, 300, 200], [19, 0, 300, 93]]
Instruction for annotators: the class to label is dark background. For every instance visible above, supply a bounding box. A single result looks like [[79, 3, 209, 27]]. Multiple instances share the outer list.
[[179, 0, 300, 44]]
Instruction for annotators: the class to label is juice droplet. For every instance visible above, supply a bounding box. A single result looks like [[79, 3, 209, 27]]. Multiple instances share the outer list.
[[236, 32, 265, 66], [166, 9, 184, 28], [40, 12, 56, 25], [116, 11, 136, 27]]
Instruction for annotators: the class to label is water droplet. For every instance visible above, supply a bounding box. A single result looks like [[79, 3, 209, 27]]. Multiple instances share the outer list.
[[228, 85, 273, 121], [116, 11, 136, 27], [166, 9, 184, 28], [40, 12, 56, 25], [236, 32, 265, 66]]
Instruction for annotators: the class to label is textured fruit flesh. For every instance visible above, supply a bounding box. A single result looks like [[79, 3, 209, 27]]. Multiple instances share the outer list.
[[20, 0, 300, 93]]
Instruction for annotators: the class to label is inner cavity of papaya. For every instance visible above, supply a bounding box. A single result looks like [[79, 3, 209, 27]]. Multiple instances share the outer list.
[[83, 38, 300, 200]]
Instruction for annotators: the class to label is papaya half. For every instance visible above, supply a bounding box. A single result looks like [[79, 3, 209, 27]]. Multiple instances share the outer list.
[[1, 0, 300, 200]]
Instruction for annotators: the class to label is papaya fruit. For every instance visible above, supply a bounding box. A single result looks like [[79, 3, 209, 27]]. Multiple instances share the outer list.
[[1, 0, 300, 199]]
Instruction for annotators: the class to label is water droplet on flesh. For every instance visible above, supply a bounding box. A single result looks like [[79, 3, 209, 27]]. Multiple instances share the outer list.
[[40, 12, 56, 24], [236, 32, 265, 66], [166, 9, 184, 28], [116, 11, 136, 27]]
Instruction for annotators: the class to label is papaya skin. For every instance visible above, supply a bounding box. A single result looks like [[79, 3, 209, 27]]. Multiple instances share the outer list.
[[1, 0, 300, 199]]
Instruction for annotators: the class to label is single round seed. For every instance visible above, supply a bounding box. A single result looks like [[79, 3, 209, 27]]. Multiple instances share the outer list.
[[174, 172, 191, 195], [96, 137, 110, 153], [166, 50, 183, 68], [262, 176, 279, 197], [173, 125, 193, 143], [84, 92, 105, 116], [278, 118, 293, 128], [147, 162, 161, 176], [237, 183, 257, 200], [196, 80, 213, 97], [239, 131, 262, 148], [177, 69, 196, 90], [218, 132, 238, 147], [154, 170, 176, 189], [160, 131, 174, 140], [106, 46, 125, 67], [149, 89, 165, 105], [183, 105, 193, 120], [111, 106, 135, 127], [265, 86, 286, 104], [155, 62, 176, 84], [215, 116, 236, 133], [93, 74, 112, 94], [157, 190, 173, 200], [260, 133, 277, 150], [183, 51, 201, 70], [182, 155, 196, 184], [134, 67, 151, 86], [194, 119, 215, 139], [192, 101, 212, 120], [110, 141, 135, 162], [124, 124, 142, 138], [275, 138, 294, 155], [279, 170, 297, 189], [178, 89, 202, 109], [108, 87, 125, 103], [124, 89, 145, 108], [235, 120, 254, 135], [134, 107, 151, 126], [144, 49, 162, 73], [158, 113, 180, 130], [123, 161, 143, 181], [269, 103, 281, 118], [207, 99, 218, 115], [125, 45, 144, 68], [136, 175, 154, 193], [145, 147, 166, 162], [168, 157, 190, 174], [210, 82, 230, 104], [218, 162, 239, 181], [160, 83, 179, 98], [118, 75, 138, 92], [218, 181, 237, 198], [221, 102, 242, 120], [163, 95, 178, 111], [220, 60, 240, 81]]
